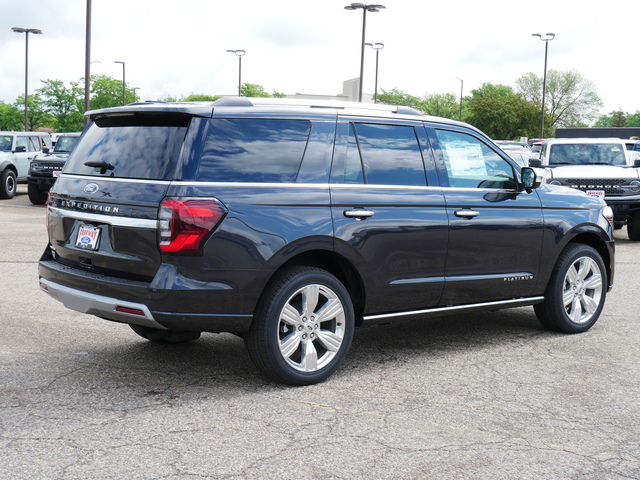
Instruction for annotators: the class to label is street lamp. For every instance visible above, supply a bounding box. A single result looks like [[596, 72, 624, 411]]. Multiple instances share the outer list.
[[456, 77, 463, 121], [532, 33, 555, 139], [345, 3, 385, 102], [114, 61, 125, 105], [226, 49, 246, 96], [85, 0, 92, 116], [365, 42, 384, 103], [11, 27, 43, 131]]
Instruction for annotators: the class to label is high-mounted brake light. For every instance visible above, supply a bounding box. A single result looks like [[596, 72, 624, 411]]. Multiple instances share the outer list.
[[158, 198, 227, 255]]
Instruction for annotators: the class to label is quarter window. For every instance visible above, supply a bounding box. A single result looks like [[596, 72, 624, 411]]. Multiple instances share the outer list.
[[434, 130, 515, 189], [345, 123, 426, 186], [198, 119, 311, 183]]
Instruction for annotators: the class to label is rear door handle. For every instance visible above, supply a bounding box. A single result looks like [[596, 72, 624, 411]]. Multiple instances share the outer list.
[[344, 208, 374, 220], [454, 209, 480, 218]]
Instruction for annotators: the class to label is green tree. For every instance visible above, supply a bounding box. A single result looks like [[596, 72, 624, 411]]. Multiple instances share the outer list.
[[0, 102, 23, 130], [14, 94, 50, 131], [516, 69, 602, 128], [89, 74, 139, 110], [377, 88, 422, 110], [465, 83, 542, 139], [240, 83, 274, 97], [37, 79, 84, 132], [183, 94, 221, 101], [419, 93, 460, 119], [627, 111, 640, 127]]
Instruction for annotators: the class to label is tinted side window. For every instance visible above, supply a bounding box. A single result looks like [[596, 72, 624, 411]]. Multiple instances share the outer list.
[[198, 119, 311, 183], [346, 123, 426, 186], [433, 130, 515, 189]]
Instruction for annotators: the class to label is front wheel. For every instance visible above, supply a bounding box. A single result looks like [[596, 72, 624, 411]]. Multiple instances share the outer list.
[[627, 211, 640, 241], [245, 266, 355, 385], [0, 169, 17, 199], [28, 183, 48, 204], [534, 244, 607, 333]]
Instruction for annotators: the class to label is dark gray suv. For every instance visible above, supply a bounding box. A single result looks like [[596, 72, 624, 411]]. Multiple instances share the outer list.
[[38, 98, 615, 385]]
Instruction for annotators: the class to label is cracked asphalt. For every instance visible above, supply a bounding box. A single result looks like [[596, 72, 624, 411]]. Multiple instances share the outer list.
[[1, 185, 639, 480]]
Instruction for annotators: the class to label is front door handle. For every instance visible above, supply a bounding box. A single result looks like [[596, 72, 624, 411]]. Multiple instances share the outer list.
[[344, 208, 374, 220], [454, 209, 480, 219]]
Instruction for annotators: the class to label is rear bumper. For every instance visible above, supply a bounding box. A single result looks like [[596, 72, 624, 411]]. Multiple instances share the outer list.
[[38, 255, 256, 333]]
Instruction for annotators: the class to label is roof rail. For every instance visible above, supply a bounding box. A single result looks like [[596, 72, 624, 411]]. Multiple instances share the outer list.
[[213, 96, 423, 117]]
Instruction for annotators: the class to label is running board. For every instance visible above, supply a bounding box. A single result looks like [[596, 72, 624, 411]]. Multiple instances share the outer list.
[[362, 297, 545, 324]]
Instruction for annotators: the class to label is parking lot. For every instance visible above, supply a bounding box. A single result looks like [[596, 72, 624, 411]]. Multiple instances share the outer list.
[[1, 184, 639, 480]]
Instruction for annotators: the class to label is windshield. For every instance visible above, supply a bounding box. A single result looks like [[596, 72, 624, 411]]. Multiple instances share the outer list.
[[53, 136, 79, 153], [549, 143, 627, 165], [64, 113, 190, 180], [0, 136, 13, 152]]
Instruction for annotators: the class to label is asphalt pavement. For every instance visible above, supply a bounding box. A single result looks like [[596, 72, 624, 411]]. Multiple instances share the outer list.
[[1, 184, 639, 480]]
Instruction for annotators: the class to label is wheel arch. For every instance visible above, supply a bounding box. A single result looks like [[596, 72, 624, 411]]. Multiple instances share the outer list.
[[259, 249, 366, 326], [567, 231, 614, 290], [0, 161, 17, 176]]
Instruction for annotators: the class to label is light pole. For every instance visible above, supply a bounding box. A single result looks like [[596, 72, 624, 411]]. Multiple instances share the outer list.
[[11, 27, 42, 131], [456, 77, 463, 121], [226, 50, 246, 96], [114, 61, 126, 105], [345, 3, 385, 102], [85, 0, 91, 116], [365, 42, 384, 103], [532, 33, 555, 139]]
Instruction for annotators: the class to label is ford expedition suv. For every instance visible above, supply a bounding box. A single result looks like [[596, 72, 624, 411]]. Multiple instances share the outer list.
[[38, 98, 615, 385]]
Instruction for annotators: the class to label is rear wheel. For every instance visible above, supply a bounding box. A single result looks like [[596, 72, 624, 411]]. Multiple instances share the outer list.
[[0, 169, 16, 199], [245, 266, 354, 385], [534, 244, 606, 333], [129, 325, 201, 344], [28, 183, 48, 204], [627, 211, 640, 241]]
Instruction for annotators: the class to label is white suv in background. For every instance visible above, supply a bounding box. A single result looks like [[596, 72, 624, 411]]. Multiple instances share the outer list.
[[530, 138, 640, 238], [0, 131, 52, 199]]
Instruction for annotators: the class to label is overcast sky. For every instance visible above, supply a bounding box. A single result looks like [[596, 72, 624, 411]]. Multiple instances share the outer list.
[[1, 0, 638, 118]]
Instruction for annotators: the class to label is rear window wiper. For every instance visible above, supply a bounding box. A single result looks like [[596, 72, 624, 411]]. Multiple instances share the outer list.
[[84, 160, 115, 174]]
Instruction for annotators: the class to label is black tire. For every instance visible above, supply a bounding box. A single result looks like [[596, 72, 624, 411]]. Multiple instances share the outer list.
[[245, 266, 355, 386], [0, 169, 17, 199], [28, 183, 48, 205], [534, 244, 607, 333], [627, 211, 640, 241], [129, 324, 201, 344]]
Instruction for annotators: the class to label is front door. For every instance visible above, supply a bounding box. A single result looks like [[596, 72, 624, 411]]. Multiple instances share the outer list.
[[428, 128, 544, 305]]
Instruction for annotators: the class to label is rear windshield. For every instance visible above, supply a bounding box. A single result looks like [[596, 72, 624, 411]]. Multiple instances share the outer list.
[[548, 143, 627, 166], [64, 113, 190, 180]]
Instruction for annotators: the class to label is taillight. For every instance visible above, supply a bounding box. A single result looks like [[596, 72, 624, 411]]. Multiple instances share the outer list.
[[158, 198, 227, 255]]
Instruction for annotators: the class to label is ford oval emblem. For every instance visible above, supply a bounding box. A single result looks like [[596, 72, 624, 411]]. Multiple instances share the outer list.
[[84, 183, 100, 194]]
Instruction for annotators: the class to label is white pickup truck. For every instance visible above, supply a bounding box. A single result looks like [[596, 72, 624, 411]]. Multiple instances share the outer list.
[[530, 137, 640, 239]]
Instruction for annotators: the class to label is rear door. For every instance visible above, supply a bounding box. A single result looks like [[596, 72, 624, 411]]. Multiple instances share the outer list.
[[330, 118, 448, 315], [427, 127, 544, 305]]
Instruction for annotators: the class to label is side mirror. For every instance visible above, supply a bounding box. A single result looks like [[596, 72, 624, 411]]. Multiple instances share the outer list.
[[528, 159, 542, 168], [635, 159, 640, 168], [13, 145, 26, 153], [42, 147, 50, 154], [521, 167, 542, 192]]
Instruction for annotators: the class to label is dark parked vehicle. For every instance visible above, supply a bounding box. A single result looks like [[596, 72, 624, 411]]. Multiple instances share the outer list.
[[38, 98, 615, 385], [27, 132, 80, 204]]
